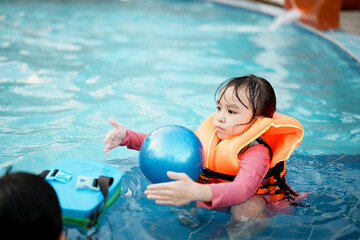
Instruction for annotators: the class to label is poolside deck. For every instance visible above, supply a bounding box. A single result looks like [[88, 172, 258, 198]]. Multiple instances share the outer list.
[[213, 0, 360, 63], [340, 10, 360, 36]]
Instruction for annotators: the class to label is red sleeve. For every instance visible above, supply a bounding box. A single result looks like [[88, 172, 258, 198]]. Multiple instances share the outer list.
[[119, 129, 148, 151], [202, 144, 271, 208]]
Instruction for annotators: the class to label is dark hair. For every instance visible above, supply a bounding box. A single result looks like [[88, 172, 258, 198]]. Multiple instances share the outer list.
[[0, 172, 62, 240], [215, 75, 276, 123]]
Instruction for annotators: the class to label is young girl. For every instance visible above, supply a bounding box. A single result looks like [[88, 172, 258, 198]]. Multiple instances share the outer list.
[[104, 75, 304, 221]]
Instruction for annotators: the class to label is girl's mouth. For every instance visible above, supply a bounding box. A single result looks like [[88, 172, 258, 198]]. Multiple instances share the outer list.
[[215, 126, 225, 133]]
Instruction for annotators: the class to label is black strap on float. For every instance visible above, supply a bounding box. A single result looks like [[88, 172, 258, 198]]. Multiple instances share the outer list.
[[39, 170, 114, 229], [88, 176, 113, 229], [39, 169, 51, 178]]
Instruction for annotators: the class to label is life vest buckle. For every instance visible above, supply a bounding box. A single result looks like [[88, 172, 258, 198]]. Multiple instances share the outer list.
[[76, 176, 101, 191], [45, 169, 72, 183], [201, 168, 212, 178]]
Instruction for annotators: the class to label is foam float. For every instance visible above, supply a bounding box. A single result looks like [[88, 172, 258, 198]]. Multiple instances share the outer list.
[[40, 158, 123, 230]]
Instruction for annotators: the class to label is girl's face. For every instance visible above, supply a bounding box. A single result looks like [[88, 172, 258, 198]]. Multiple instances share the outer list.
[[213, 86, 255, 140]]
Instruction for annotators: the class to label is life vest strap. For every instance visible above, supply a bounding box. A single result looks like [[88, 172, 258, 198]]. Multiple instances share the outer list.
[[259, 165, 298, 201], [255, 137, 273, 160], [259, 180, 297, 199], [263, 161, 284, 179], [201, 168, 236, 182]]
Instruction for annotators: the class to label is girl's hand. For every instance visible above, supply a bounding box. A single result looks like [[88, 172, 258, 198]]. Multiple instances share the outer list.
[[144, 171, 212, 206], [104, 118, 126, 156]]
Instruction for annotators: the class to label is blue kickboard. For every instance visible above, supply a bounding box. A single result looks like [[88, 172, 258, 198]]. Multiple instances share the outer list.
[[46, 158, 123, 219]]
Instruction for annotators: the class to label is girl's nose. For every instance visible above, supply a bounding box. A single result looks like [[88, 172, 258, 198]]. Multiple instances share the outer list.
[[216, 110, 225, 123]]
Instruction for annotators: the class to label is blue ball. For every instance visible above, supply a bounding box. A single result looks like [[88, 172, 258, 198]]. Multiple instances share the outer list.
[[139, 125, 204, 183]]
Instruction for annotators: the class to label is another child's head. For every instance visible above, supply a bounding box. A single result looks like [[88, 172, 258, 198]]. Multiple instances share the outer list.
[[213, 75, 276, 139], [0, 171, 65, 240]]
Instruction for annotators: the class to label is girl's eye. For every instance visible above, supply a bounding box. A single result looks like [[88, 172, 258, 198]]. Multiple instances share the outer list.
[[228, 110, 236, 114], [216, 106, 221, 111]]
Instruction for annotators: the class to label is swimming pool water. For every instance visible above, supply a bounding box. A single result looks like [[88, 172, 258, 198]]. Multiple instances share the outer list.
[[1, 0, 359, 239]]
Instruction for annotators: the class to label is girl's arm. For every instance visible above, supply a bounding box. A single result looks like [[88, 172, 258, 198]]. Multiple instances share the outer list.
[[120, 129, 148, 150]]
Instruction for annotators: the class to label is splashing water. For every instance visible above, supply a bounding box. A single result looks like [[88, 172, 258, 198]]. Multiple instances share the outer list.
[[269, 9, 301, 31]]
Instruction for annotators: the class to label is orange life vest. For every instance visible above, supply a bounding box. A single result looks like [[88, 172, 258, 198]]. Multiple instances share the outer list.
[[195, 112, 304, 198]]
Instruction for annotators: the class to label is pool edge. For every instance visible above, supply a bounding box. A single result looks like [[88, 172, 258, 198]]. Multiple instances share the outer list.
[[206, 0, 360, 66]]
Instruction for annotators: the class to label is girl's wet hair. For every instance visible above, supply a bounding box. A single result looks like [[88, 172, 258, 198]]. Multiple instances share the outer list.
[[214, 75, 276, 122]]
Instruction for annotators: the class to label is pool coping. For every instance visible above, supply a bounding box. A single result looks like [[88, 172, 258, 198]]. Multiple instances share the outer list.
[[206, 0, 360, 66]]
